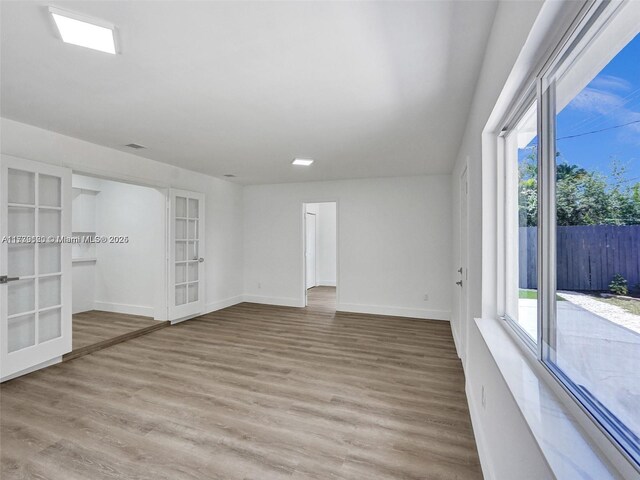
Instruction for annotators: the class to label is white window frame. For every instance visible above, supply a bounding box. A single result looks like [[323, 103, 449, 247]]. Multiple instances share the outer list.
[[500, 0, 640, 474]]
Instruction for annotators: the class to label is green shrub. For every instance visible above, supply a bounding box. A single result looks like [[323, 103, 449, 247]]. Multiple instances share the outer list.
[[609, 274, 628, 296]]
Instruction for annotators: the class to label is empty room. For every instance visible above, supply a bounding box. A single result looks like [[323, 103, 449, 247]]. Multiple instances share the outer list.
[[1, 1, 639, 479]]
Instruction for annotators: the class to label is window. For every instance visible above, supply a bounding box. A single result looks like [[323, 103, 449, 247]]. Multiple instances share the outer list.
[[504, 1, 640, 469], [505, 103, 539, 344]]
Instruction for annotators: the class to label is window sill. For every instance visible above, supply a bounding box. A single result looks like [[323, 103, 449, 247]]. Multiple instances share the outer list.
[[474, 316, 625, 479]]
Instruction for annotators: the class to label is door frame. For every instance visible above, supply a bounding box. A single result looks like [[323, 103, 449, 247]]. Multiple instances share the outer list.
[[458, 165, 469, 364], [71, 170, 170, 321], [301, 201, 339, 308], [305, 211, 317, 291]]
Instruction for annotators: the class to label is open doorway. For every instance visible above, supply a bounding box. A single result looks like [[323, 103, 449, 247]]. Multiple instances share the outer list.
[[68, 173, 168, 359], [304, 202, 337, 311]]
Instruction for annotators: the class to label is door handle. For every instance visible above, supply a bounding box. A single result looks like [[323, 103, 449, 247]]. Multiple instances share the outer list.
[[198, 257, 205, 263], [0, 275, 20, 284], [457, 267, 463, 274], [456, 280, 463, 287]]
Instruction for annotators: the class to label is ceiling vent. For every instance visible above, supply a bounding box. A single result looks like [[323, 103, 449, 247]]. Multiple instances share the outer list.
[[125, 143, 145, 149]]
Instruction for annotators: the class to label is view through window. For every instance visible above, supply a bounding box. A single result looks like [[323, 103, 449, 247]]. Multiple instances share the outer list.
[[505, 103, 538, 343], [548, 32, 640, 459]]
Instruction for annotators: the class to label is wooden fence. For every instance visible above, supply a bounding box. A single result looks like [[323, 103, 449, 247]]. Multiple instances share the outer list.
[[519, 225, 640, 291]]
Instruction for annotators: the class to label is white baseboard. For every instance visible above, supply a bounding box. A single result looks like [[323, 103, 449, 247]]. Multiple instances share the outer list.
[[337, 303, 450, 321], [466, 380, 496, 480], [243, 294, 304, 308], [72, 302, 95, 315], [1, 356, 62, 383], [451, 322, 462, 359], [93, 301, 155, 317], [317, 280, 336, 287], [205, 295, 244, 314]]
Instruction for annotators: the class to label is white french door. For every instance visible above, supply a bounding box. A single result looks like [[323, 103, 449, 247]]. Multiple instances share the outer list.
[[168, 189, 205, 321], [0, 156, 72, 380]]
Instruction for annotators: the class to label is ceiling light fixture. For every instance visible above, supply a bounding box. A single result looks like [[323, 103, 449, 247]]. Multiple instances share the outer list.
[[292, 158, 314, 166], [125, 143, 145, 149], [49, 6, 117, 54]]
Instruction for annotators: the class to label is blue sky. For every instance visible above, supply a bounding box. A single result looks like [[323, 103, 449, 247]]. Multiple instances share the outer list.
[[556, 32, 640, 182]]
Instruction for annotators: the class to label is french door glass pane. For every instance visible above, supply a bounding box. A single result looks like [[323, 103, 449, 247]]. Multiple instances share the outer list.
[[8, 279, 35, 316], [39, 174, 61, 207], [506, 103, 539, 343], [187, 283, 198, 302], [39, 243, 61, 274], [175, 219, 187, 240], [176, 263, 187, 284], [39, 209, 61, 237], [8, 314, 36, 352], [39, 275, 61, 309], [8, 244, 35, 277], [8, 169, 35, 205], [188, 262, 198, 282], [39, 308, 62, 343], [175, 241, 186, 261], [8, 207, 35, 236], [175, 284, 187, 306], [188, 198, 199, 218], [176, 196, 187, 217], [188, 241, 198, 261], [188, 220, 197, 240], [549, 32, 640, 459]]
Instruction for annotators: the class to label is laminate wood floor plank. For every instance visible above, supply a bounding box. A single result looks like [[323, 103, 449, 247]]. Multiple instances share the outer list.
[[71, 310, 161, 351], [1, 287, 481, 479]]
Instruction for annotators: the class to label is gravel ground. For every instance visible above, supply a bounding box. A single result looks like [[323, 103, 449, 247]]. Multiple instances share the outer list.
[[558, 290, 640, 335]]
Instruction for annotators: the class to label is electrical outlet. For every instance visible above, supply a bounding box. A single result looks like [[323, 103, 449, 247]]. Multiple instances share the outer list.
[[481, 385, 486, 409], [423, 294, 429, 301]]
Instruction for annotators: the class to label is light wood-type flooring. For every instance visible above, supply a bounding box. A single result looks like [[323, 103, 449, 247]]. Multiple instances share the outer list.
[[65, 310, 169, 361], [1, 287, 482, 479]]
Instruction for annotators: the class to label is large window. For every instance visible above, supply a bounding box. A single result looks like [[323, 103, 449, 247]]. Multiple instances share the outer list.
[[504, 2, 640, 469], [505, 103, 538, 344]]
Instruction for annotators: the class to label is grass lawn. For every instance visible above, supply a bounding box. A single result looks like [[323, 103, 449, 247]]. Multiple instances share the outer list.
[[519, 289, 538, 300], [519, 289, 565, 301], [593, 296, 640, 316]]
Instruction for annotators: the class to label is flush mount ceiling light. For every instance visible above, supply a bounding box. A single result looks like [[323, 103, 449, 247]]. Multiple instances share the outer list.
[[49, 6, 117, 54], [292, 158, 314, 166]]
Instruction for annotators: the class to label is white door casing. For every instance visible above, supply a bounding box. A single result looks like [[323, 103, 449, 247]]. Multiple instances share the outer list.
[[168, 189, 205, 322], [0, 156, 72, 380], [458, 167, 469, 364], [305, 212, 317, 290]]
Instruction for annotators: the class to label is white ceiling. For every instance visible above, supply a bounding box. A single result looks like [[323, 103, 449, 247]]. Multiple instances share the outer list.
[[1, 1, 497, 185]]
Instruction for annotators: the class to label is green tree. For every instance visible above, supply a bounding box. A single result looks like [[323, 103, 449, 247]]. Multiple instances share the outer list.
[[518, 152, 640, 226]]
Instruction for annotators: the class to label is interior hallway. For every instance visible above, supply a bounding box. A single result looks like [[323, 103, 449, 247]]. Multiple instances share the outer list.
[[1, 298, 480, 480], [306, 286, 336, 312]]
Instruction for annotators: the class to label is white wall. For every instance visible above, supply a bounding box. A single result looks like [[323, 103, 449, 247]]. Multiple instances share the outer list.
[[1, 118, 245, 317], [449, 1, 557, 478], [91, 177, 165, 317], [71, 262, 95, 314], [244, 176, 452, 320], [71, 175, 100, 314]]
